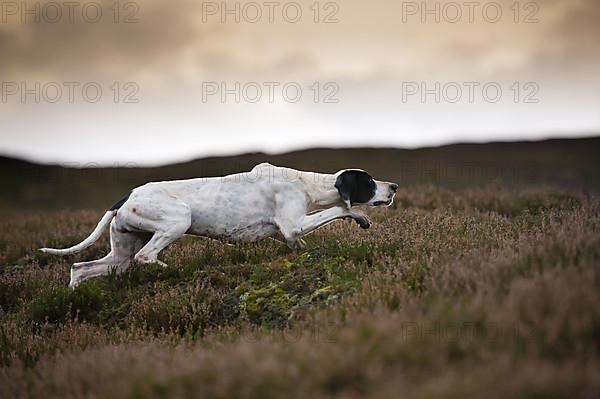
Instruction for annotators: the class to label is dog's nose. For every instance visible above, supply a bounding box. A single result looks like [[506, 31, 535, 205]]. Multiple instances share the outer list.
[[389, 183, 398, 193]]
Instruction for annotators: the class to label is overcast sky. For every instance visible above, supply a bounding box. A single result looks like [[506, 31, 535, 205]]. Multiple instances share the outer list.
[[1, 0, 599, 165]]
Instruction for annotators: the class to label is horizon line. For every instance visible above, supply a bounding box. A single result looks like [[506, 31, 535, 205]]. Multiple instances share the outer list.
[[1, 133, 599, 169]]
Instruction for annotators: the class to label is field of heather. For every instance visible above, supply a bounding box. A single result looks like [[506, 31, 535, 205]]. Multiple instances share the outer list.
[[1, 184, 598, 398]]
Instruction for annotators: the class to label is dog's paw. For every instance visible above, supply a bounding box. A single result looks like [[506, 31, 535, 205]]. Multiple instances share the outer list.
[[354, 214, 371, 229], [69, 269, 81, 289], [288, 238, 307, 250]]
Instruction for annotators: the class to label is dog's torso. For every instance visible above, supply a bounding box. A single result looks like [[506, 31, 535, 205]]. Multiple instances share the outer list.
[[118, 163, 330, 242]]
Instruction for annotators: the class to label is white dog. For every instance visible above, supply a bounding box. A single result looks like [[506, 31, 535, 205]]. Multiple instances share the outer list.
[[40, 163, 398, 287]]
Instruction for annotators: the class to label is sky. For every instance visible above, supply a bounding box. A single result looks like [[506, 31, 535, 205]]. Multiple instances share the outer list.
[[1, 0, 599, 165]]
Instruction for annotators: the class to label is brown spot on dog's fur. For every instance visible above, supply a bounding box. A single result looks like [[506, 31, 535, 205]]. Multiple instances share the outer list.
[[132, 208, 137, 213]]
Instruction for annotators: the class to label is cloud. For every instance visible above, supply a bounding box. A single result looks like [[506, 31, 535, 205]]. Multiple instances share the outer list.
[[0, 0, 208, 81], [1, 0, 600, 84]]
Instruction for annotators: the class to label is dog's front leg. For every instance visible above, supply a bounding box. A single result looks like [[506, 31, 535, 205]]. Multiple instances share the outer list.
[[302, 207, 371, 234], [276, 206, 370, 248]]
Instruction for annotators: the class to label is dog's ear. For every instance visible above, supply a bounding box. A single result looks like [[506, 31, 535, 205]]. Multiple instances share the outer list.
[[335, 178, 352, 208], [335, 170, 376, 207]]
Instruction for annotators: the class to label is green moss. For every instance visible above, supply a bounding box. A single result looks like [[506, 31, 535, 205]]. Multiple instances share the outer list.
[[240, 283, 295, 326], [235, 250, 366, 327]]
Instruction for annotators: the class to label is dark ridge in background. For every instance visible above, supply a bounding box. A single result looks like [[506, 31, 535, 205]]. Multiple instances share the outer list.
[[1, 137, 599, 209]]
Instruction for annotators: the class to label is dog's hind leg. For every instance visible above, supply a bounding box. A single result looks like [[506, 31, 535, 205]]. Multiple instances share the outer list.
[[132, 209, 192, 267], [69, 222, 147, 288], [70, 253, 115, 288], [133, 226, 190, 266]]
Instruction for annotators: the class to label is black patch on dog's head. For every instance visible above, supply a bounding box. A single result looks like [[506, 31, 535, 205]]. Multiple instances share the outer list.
[[335, 170, 376, 206]]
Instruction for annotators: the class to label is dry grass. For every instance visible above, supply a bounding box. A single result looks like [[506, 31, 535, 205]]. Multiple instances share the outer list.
[[0, 185, 599, 398]]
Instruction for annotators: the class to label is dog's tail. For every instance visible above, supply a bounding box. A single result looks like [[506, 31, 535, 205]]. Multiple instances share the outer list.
[[39, 210, 116, 255], [39, 192, 130, 256]]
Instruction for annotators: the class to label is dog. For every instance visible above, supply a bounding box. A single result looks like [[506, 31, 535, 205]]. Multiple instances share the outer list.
[[40, 163, 398, 287]]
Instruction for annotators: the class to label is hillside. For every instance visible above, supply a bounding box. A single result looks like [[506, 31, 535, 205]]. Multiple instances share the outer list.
[[1, 137, 599, 209]]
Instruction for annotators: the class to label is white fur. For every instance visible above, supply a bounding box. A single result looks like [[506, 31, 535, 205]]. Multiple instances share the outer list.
[[40, 163, 397, 288]]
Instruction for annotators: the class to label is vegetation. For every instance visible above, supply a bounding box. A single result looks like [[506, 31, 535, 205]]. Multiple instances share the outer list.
[[1, 183, 598, 398]]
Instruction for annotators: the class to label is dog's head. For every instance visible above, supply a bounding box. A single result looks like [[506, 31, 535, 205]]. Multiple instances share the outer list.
[[334, 169, 397, 208]]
